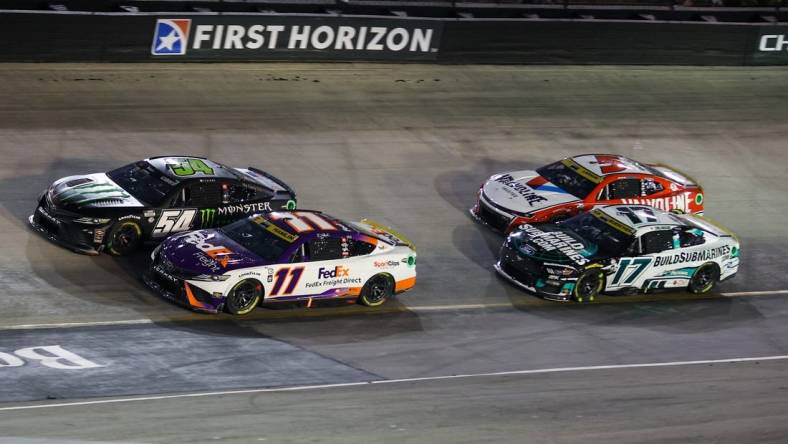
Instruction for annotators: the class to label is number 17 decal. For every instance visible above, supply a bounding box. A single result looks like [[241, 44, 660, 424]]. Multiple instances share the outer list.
[[270, 266, 304, 296], [610, 258, 653, 286]]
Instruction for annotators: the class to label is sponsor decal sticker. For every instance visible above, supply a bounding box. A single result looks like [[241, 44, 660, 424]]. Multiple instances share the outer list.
[[653, 245, 731, 267], [493, 174, 549, 207], [561, 158, 603, 184], [218, 202, 274, 216], [200, 208, 216, 227], [374, 260, 400, 268], [318, 266, 350, 279], [621, 191, 694, 213], [194, 252, 221, 272], [253, 216, 298, 242], [37, 206, 60, 225], [302, 265, 361, 289], [591, 209, 637, 236], [518, 224, 589, 266]]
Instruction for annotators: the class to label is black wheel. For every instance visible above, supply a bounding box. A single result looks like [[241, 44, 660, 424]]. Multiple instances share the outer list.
[[688, 263, 720, 294], [358, 274, 394, 307], [107, 221, 142, 256], [225, 279, 262, 315], [573, 269, 604, 303]]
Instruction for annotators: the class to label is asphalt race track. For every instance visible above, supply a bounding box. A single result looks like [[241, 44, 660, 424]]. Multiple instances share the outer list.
[[0, 64, 787, 443]]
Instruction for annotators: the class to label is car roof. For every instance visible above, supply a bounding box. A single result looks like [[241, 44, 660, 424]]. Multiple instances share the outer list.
[[254, 210, 366, 238], [147, 156, 238, 180], [592, 204, 685, 235], [569, 154, 658, 178]]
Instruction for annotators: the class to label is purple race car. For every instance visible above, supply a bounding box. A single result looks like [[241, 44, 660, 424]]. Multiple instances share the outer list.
[[144, 210, 417, 315]]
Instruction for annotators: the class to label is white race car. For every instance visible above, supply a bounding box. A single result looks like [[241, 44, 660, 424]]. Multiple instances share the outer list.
[[496, 204, 740, 302], [144, 210, 417, 314]]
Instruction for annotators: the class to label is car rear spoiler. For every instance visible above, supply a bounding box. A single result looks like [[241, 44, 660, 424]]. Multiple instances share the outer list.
[[248, 167, 297, 198], [651, 163, 700, 188], [359, 219, 416, 252]]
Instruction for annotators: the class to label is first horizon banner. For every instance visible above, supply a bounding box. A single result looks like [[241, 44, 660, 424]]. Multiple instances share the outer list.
[[150, 16, 443, 61]]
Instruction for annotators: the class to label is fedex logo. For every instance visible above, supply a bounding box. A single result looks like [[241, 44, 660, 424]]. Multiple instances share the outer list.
[[318, 266, 350, 279], [152, 19, 191, 55]]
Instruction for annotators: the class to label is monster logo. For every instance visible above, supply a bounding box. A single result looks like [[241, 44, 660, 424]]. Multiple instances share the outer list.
[[199, 208, 216, 228]]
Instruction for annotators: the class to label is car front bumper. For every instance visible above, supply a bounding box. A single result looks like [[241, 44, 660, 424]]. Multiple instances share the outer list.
[[470, 194, 514, 233], [494, 259, 576, 302], [28, 202, 105, 255], [144, 250, 226, 314]]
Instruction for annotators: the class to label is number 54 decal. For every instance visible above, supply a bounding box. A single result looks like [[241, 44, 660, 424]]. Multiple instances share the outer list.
[[609, 257, 653, 287], [153, 209, 196, 236]]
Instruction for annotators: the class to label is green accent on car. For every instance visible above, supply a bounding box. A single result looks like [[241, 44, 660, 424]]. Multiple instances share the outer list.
[[562, 282, 575, 293], [535, 278, 546, 288], [407, 256, 416, 267], [286, 199, 297, 210], [58, 182, 131, 206], [695, 193, 703, 205], [169, 158, 215, 176], [731, 246, 739, 258], [200, 208, 216, 227], [656, 267, 697, 278]]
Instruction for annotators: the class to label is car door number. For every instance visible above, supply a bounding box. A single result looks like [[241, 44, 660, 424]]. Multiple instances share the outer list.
[[610, 257, 653, 286], [270, 266, 305, 296], [153, 209, 197, 236]]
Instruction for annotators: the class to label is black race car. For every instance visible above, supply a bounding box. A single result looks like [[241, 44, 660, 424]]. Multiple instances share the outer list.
[[29, 156, 296, 255]]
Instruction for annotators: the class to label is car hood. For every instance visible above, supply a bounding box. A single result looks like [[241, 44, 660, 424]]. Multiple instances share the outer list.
[[161, 229, 268, 275], [509, 223, 599, 267], [50, 173, 144, 210], [483, 171, 580, 215]]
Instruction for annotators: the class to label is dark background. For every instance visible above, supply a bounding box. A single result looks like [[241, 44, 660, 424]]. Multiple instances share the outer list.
[[0, 12, 785, 64]]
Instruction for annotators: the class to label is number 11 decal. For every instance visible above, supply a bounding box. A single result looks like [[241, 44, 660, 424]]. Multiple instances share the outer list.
[[270, 266, 304, 296]]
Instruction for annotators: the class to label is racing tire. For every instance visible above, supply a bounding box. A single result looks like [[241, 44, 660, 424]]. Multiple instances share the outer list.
[[688, 263, 720, 294], [358, 274, 394, 307], [107, 221, 143, 256], [225, 279, 262, 315], [573, 269, 604, 303]]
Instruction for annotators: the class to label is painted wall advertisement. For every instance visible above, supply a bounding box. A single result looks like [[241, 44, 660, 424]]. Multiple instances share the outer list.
[[150, 16, 443, 61]]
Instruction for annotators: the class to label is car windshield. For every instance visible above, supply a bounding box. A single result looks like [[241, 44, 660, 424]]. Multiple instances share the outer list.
[[536, 161, 598, 199], [560, 212, 634, 258], [107, 161, 176, 206], [219, 216, 295, 262]]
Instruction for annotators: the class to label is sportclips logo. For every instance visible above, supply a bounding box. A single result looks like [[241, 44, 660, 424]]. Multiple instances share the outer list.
[[151, 19, 439, 56]]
